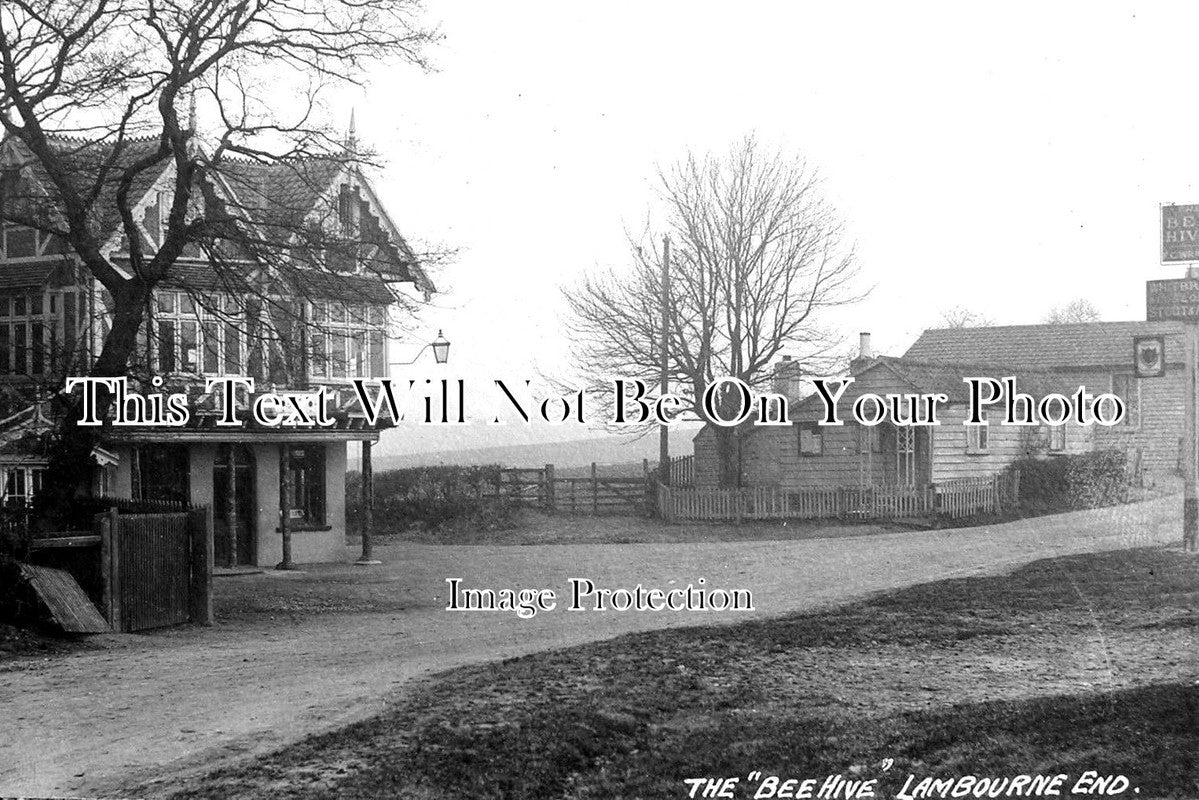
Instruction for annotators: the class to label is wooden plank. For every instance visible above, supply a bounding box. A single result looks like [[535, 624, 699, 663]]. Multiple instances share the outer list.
[[19, 563, 109, 634], [29, 535, 102, 549]]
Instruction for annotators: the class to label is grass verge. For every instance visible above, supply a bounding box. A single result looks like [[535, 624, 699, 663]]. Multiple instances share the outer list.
[[168, 547, 1199, 799]]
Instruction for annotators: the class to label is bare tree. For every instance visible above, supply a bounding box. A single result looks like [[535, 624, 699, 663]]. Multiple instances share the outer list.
[[938, 306, 993, 329], [563, 137, 862, 486], [1043, 298, 1101, 324], [0, 0, 440, 509]]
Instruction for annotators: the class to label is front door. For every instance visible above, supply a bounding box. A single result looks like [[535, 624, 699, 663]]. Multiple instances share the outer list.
[[213, 444, 255, 566], [881, 425, 931, 486]]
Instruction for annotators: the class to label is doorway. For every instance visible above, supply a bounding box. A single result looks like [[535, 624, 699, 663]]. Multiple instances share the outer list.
[[213, 444, 256, 566]]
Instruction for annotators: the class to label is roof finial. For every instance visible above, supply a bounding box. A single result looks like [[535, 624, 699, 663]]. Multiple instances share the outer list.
[[346, 108, 357, 155]]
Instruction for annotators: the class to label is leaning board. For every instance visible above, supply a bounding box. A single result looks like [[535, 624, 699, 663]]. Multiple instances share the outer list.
[[19, 563, 109, 634]]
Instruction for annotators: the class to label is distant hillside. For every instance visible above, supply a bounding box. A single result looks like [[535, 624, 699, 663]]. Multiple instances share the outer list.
[[372, 430, 698, 472]]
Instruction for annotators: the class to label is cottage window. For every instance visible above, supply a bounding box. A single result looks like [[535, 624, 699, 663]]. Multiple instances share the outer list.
[[966, 411, 989, 453], [1111, 374, 1140, 427], [283, 445, 325, 526], [1048, 424, 1066, 452], [857, 423, 880, 454], [798, 423, 823, 456], [1, 466, 44, 507]]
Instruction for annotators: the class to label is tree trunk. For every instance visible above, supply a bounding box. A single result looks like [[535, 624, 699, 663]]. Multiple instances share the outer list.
[[36, 287, 148, 525], [715, 425, 741, 488]]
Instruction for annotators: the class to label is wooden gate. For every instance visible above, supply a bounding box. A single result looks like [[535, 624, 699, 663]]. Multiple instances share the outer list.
[[103, 508, 211, 632]]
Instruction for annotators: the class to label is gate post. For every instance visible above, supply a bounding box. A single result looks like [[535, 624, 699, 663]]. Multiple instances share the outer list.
[[188, 507, 213, 625], [544, 463, 555, 512], [106, 507, 122, 632], [98, 511, 119, 631]]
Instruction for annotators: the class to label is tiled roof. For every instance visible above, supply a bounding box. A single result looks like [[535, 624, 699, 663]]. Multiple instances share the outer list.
[[0, 263, 57, 289], [3, 134, 433, 294], [904, 321, 1185, 369]]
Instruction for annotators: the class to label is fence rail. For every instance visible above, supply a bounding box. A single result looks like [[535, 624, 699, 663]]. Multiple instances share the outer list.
[[659, 472, 1019, 523], [490, 463, 654, 515]]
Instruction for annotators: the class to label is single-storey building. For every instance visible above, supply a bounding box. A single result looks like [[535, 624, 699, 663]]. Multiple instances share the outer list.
[[694, 321, 1179, 490]]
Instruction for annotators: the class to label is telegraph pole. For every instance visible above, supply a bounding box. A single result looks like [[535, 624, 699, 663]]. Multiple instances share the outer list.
[[1186, 268, 1198, 551], [659, 235, 671, 484]]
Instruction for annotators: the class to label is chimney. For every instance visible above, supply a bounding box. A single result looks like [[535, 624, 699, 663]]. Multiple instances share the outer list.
[[850, 332, 875, 374], [771, 355, 802, 401]]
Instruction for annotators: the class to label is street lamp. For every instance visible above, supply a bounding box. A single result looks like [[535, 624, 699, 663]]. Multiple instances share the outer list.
[[390, 330, 450, 368], [356, 330, 450, 566]]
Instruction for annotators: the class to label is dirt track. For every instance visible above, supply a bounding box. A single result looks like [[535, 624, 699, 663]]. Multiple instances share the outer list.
[[0, 498, 1177, 797]]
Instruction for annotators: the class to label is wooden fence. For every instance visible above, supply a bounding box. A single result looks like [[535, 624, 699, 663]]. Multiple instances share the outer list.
[[659, 471, 1019, 523], [665, 454, 694, 486], [491, 463, 654, 515], [24, 505, 211, 632]]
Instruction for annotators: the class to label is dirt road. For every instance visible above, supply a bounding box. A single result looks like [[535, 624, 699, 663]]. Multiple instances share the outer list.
[[0, 498, 1176, 797]]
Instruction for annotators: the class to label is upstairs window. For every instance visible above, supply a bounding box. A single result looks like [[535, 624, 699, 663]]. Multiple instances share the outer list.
[[155, 291, 245, 376], [308, 302, 385, 380], [0, 290, 63, 377]]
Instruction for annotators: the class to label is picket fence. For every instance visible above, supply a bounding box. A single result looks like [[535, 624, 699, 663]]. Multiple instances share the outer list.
[[658, 471, 1019, 523]]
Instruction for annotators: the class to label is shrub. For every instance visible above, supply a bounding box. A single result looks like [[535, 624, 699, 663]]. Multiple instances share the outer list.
[[346, 464, 515, 535], [1010, 449, 1129, 513]]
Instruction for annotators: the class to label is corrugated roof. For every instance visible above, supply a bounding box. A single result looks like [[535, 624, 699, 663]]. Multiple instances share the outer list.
[[904, 321, 1185, 369]]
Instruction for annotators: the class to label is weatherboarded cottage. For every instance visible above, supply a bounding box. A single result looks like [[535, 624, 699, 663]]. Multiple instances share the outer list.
[[692, 321, 1182, 494], [904, 321, 1185, 481]]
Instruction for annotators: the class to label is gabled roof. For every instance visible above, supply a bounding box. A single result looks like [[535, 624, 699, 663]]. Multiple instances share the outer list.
[[1, 133, 433, 298], [904, 321, 1185, 369], [1, 134, 169, 243]]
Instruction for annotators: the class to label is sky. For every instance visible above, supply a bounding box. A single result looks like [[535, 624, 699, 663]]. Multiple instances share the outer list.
[[342, 2, 1199, 457]]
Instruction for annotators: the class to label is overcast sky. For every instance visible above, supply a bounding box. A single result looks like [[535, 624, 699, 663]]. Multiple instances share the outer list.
[[349, 2, 1199, 456]]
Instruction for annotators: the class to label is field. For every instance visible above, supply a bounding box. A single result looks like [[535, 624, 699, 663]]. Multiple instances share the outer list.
[[168, 545, 1199, 799]]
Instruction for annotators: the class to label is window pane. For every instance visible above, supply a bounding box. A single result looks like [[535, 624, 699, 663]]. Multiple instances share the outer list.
[[180, 293, 195, 315], [158, 320, 176, 373], [181, 320, 198, 372], [224, 322, 241, 374], [351, 332, 366, 377], [0, 298, 9, 317], [156, 292, 175, 314], [0, 326, 9, 372], [202, 321, 220, 374], [311, 333, 326, 377], [30, 294, 41, 316], [332, 333, 348, 377], [13, 324, 26, 373], [30, 321, 43, 375], [13, 296, 25, 317], [369, 331, 384, 377]]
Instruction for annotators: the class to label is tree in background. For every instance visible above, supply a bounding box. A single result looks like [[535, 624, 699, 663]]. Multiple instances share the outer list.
[[938, 306, 993, 328], [1043, 299, 1101, 324], [563, 137, 862, 486], [0, 0, 440, 507]]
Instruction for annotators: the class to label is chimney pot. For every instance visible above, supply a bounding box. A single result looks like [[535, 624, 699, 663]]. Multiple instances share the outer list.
[[859, 332, 873, 360]]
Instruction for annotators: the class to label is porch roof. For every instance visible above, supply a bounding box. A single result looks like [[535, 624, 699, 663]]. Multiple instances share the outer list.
[[99, 413, 387, 444]]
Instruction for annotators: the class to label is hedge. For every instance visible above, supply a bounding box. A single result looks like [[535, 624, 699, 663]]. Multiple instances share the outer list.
[[346, 464, 514, 534], [1010, 449, 1129, 513]]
